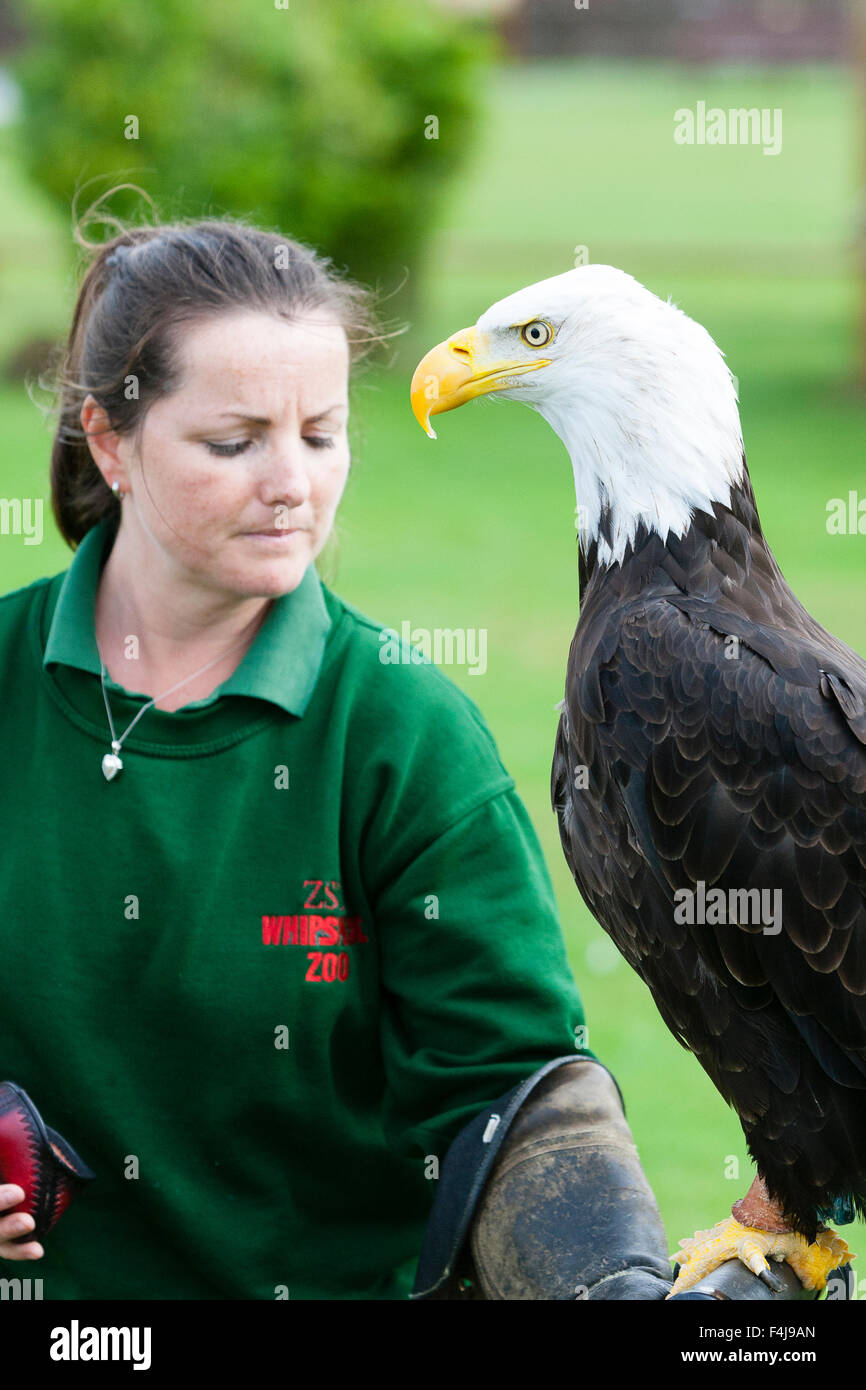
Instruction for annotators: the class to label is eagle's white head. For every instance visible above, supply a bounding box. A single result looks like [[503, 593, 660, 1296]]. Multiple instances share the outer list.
[[411, 265, 744, 569]]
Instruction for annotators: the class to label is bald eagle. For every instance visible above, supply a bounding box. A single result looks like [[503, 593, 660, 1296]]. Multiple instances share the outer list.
[[410, 265, 864, 1294]]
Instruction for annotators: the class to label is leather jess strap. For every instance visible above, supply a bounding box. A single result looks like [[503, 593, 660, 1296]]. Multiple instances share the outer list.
[[0, 1081, 95, 1243]]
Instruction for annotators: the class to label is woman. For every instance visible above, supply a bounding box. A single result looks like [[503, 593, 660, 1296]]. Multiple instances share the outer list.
[[0, 211, 671, 1299]]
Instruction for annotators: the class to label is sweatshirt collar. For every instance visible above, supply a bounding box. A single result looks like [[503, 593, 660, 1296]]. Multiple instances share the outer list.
[[42, 518, 332, 716]]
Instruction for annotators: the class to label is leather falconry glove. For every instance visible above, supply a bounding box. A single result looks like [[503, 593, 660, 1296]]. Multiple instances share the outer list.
[[465, 1056, 672, 1298]]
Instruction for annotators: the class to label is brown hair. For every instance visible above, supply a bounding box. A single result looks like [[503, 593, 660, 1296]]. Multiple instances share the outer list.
[[44, 187, 392, 549]]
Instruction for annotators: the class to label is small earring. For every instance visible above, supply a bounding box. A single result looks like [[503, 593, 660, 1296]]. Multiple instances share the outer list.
[[111, 480, 125, 499]]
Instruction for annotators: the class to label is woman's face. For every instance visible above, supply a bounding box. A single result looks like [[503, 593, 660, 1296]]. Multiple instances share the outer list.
[[88, 309, 351, 600]]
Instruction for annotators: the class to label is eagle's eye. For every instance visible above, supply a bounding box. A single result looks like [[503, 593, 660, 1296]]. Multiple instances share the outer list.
[[520, 320, 553, 348]]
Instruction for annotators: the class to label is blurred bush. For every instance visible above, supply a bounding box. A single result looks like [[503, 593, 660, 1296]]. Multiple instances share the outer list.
[[10, 0, 493, 299]]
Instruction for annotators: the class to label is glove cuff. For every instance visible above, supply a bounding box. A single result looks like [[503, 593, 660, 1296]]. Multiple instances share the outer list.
[[468, 1057, 672, 1299]]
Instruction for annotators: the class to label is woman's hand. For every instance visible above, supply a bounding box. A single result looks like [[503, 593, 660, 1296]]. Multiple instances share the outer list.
[[0, 1185, 44, 1260]]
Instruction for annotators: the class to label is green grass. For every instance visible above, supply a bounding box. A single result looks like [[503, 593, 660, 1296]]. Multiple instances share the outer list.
[[2, 58, 865, 1290]]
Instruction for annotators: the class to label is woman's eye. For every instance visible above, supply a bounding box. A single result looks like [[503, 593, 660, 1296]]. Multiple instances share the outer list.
[[205, 435, 335, 456], [206, 439, 252, 457], [520, 320, 553, 347]]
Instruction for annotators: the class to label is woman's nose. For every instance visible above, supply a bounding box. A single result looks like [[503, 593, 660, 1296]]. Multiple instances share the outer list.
[[263, 442, 312, 505]]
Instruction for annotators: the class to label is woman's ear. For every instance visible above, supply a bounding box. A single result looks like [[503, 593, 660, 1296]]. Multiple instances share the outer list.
[[80, 394, 129, 491]]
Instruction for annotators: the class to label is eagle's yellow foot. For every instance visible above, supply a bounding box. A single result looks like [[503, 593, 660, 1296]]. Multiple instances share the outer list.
[[666, 1216, 853, 1297]]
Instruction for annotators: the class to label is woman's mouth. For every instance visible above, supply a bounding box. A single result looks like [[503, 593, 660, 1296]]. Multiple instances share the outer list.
[[245, 528, 303, 541]]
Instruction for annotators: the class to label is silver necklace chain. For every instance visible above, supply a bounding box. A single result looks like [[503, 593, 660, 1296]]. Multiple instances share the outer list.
[[97, 635, 251, 781]]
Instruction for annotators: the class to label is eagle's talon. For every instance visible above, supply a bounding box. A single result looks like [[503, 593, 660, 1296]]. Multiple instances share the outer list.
[[758, 1266, 783, 1293], [666, 1215, 854, 1297]]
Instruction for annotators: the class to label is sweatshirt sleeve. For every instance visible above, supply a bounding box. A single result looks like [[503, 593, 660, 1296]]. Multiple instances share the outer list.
[[370, 780, 594, 1158]]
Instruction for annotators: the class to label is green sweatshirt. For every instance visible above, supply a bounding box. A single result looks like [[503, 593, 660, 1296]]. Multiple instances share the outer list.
[[0, 518, 590, 1299]]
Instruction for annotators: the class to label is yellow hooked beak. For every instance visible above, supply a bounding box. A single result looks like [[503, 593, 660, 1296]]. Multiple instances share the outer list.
[[410, 326, 551, 438]]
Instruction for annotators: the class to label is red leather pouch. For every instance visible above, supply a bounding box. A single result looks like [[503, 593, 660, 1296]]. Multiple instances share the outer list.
[[0, 1081, 95, 1243]]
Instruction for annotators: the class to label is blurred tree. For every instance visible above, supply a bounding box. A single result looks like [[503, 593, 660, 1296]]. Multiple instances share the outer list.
[[9, 0, 493, 307]]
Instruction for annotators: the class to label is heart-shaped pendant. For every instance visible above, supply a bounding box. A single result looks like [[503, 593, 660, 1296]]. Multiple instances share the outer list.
[[102, 752, 123, 781]]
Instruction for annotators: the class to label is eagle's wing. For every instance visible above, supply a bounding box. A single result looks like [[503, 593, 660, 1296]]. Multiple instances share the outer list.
[[553, 596, 866, 1229]]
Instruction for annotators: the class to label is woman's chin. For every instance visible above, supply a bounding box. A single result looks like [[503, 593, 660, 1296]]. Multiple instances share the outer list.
[[237, 547, 313, 597]]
